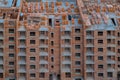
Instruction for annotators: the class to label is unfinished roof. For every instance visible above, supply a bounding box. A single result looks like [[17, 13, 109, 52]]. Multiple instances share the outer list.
[[16, 0, 21, 7], [0, 0, 21, 8], [0, 0, 13, 8], [18, 0, 120, 31], [0, 19, 4, 23], [81, 0, 120, 30], [19, 0, 82, 30], [22, 1, 79, 13]]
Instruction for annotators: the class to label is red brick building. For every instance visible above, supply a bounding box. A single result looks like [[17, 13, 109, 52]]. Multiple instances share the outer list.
[[0, 0, 120, 80]]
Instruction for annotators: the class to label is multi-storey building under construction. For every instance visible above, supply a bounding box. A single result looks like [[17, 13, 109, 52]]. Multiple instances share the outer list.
[[0, 0, 120, 80]]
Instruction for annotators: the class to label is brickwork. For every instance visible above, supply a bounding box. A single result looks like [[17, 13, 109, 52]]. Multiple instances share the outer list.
[[0, 0, 120, 80]]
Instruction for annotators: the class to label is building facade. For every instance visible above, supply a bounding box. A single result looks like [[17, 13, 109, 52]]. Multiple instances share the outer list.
[[0, 0, 120, 80]]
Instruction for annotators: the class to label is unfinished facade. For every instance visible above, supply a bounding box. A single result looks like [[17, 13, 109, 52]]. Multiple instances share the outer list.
[[0, 0, 120, 80]]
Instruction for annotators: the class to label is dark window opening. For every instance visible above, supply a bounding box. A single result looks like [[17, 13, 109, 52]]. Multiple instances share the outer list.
[[107, 72, 113, 77], [9, 45, 14, 49], [118, 65, 120, 68], [30, 48, 36, 52], [51, 41, 54, 46], [75, 78, 81, 80], [9, 29, 14, 33], [98, 65, 103, 68], [51, 57, 54, 62], [118, 57, 120, 61], [3, 13, 6, 19], [117, 72, 120, 80], [56, 20, 60, 23], [57, 74, 60, 80], [9, 37, 14, 42], [98, 48, 103, 52], [118, 41, 120, 45], [98, 31, 103, 36], [9, 62, 14, 65], [51, 65, 54, 68], [75, 29, 80, 33], [98, 56, 103, 60], [51, 49, 54, 54], [30, 57, 36, 61], [68, 15, 72, 20], [40, 73, 45, 78], [9, 69, 14, 73], [9, 79, 15, 80], [118, 49, 120, 53], [30, 73, 36, 77], [0, 73, 3, 78], [65, 73, 71, 78], [111, 18, 116, 26], [118, 32, 120, 37], [98, 40, 103, 44], [51, 33, 54, 37], [75, 45, 80, 49], [75, 37, 80, 40], [49, 18, 52, 26], [75, 61, 81, 65], [49, 74, 52, 80], [30, 40, 36, 44], [75, 53, 81, 57], [75, 69, 81, 73], [30, 65, 36, 69], [30, 32, 35, 36], [9, 54, 14, 57], [98, 73, 104, 77]]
